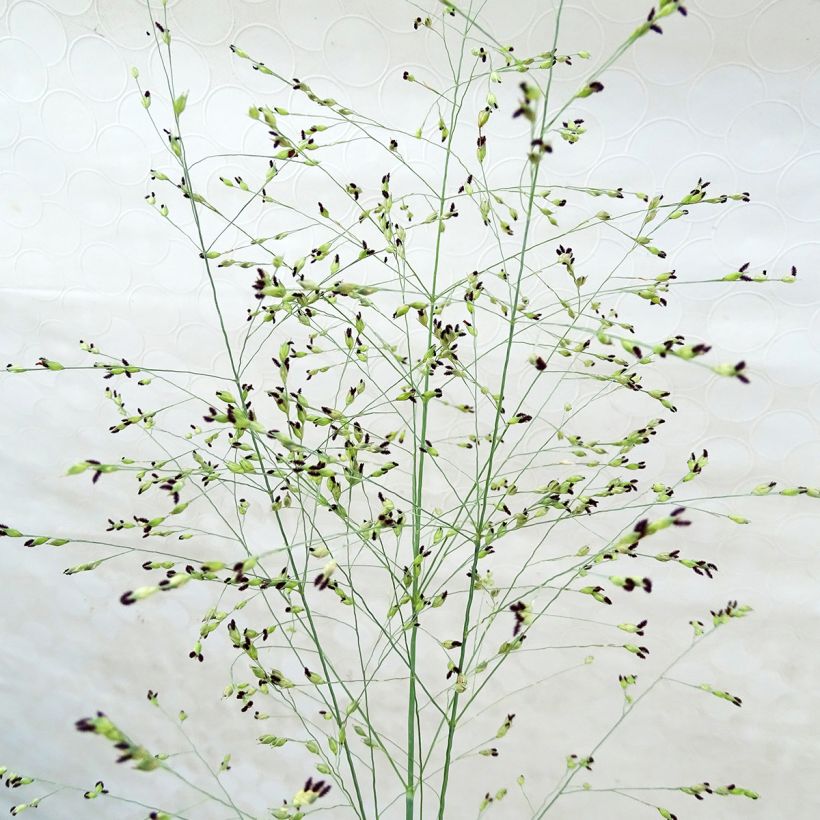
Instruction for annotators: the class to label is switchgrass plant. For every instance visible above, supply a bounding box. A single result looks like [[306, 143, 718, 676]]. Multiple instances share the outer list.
[[2, 1, 812, 818]]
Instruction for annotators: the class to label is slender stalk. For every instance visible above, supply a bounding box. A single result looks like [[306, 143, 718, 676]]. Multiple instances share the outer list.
[[435, 6, 566, 816], [405, 13, 473, 817]]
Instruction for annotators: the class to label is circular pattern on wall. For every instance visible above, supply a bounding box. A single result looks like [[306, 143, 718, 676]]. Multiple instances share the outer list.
[[0, 38, 48, 101], [31, 203, 82, 256], [13, 138, 66, 195], [707, 291, 777, 352], [752, 410, 816, 460], [345, 0, 420, 35], [672, 237, 731, 301], [0, 217, 22, 259], [54, 0, 93, 13], [170, 0, 235, 47], [713, 202, 786, 268], [809, 309, 820, 354], [662, 394, 712, 447], [96, 125, 151, 186], [802, 65, 820, 127], [700, 435, 755, 487], [588, 154, 654, 195], [707, 372, 774, 423], [777, 154, 820, 222], [0, 172, 42, 228], [148, 38, 211, 103], [68, 170, 122, 227], [633, 12, 714, 86], [687, 63, 766, 137], [7, 2, 66, 66], [68, 35, 128, 102], [116, 209, 171, 266], [277, 0, 339, 51], [589, 0, 650, 22], [479, 0, 538, 42], [129, 284, 182, 337], [323, 16, 390, 88], [80, 242, 132, 295], [153, 240, 203, 294], [0, 94, 21, 148], [378, 63, 441, 133], [628, 117, 693, 179], [579, 69, 648, 140], [766, 329, 820, 388], [703, 0, 764, 17], [726, 100, 804, 174], [8, 250, 49, 285], [41, 89, 97, 152], [776, 512, 820, 560], [749, 0, 820, 72], [203, 84, 257, 148], [95, 0, 156, 50]]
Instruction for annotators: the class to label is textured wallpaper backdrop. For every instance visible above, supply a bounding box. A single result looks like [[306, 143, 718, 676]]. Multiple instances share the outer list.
[[1, 1, 819, 818]]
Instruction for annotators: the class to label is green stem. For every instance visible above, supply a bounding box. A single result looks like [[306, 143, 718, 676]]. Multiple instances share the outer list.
[[405, 31, 470, 820], [435, 5, 566, 816]]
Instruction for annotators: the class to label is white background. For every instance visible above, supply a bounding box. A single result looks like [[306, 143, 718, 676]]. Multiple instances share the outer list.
[[1, 1, 819, 818]]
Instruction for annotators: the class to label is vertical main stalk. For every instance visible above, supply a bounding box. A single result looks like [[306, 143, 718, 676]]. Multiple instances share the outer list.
[[405, 11, 472, 818]]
